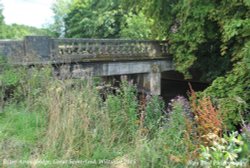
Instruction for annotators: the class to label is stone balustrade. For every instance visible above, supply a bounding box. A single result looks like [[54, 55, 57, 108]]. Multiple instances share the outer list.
[[0, 36, 169, 64]]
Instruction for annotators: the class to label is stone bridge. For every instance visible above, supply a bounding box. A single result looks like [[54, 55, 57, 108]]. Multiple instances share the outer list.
[[0, 36, 174, 95]]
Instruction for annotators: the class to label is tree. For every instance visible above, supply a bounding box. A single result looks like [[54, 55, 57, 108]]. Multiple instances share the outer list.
[[51, 0, 154, 39], [0, 1, 3, 24], [125, 0, 250, 129], [4, 24, 55, 39], [51, 0, 72, 37], [0, 1, 6, 39], [120, 12, 154, 39], [64, 0, 125, 38]]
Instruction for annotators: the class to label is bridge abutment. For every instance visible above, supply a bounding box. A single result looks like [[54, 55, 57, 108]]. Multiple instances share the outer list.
[[136, 65, 161, 95], [149, 65, 161, 95]]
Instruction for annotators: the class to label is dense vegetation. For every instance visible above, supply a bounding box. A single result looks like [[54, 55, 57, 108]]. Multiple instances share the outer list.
[[51, 0, 154, 39], [124, 0, 250, 130], [0, 62, 249, 167], [0, 0, 249, 167]]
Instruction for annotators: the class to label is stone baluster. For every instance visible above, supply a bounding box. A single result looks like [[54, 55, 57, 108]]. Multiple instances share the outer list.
[[85, 42, 89, 55]]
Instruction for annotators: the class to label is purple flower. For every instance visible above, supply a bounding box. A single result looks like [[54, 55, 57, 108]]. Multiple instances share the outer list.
[[242, 124, 250, 134], [167, 96, 193, 119]]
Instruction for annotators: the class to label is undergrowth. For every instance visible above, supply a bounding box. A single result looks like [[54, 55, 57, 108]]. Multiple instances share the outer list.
[[0, 62, 249, 167]]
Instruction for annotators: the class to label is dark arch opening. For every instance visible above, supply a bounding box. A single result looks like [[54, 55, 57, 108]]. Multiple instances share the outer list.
[[161, 70, 209, 103]]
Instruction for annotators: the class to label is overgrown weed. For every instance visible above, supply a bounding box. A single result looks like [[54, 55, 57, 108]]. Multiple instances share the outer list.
[[0, 63, 249, 167]]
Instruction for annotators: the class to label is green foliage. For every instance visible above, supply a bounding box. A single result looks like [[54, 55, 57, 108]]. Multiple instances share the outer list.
[[0, 2, 3, 23], [17, 67, 52, 110], [0, 104, 47, 165], [0, 20, 54, 39], [0, 58, 52, 110], [39, 79, 139, 165], [0, 68, 20, 86], [144, 96, 165, 136], [241, 124, 250, 162], [1, 66, 250, 167], [105, 80, 138, 142], [204, 41, 250, 129], [133, 99, 195, 167], [0, 57, 24, 109], [3, 24, 55, 39], [125, 0, 250, 131], [0, 105, 46, 143], [120, 12, 153, 39], [64, 0, 124, 38], [53, 0, 153, 39], [124, 1, 249, 76], [0, 2, 6, 39], [199, 132, 245, 167]]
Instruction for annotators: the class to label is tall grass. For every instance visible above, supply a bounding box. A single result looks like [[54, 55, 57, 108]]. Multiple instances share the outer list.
[[0, 64, 211, 167], [44, 80, 109, 158], [36, 79, 139, 168], [1, 63, 249, 167]]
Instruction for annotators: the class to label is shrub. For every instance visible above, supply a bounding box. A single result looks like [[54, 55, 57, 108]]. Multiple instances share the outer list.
[[204, 60, 250, 130]]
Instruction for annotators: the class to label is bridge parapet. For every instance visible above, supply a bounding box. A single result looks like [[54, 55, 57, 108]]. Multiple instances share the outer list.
[[53, 38, 168, 63], [0, 36, 169, 64]]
